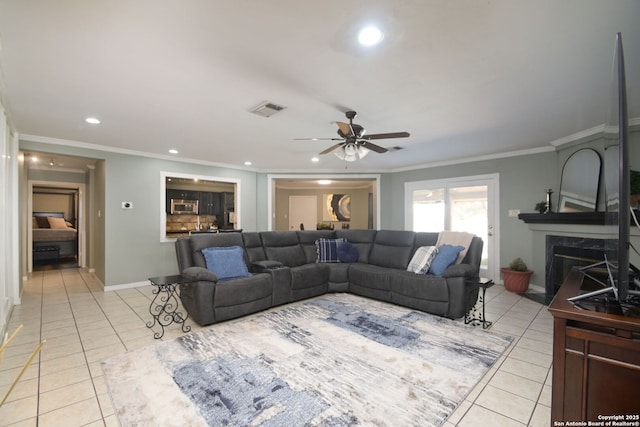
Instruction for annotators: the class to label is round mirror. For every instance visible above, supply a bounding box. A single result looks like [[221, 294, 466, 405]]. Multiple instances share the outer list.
[[558, 148, 601, 212]]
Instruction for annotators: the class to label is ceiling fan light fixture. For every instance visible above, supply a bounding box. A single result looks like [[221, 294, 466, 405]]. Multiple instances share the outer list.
[[358, 25, 384, 46], [335, 143, 370, 162]]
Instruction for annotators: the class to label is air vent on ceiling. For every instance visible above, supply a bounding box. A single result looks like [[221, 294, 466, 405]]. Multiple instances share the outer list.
[[250, 101, 286, 118]]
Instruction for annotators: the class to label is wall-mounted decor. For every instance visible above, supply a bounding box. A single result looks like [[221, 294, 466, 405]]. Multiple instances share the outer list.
[[324, 194, 351, 222]]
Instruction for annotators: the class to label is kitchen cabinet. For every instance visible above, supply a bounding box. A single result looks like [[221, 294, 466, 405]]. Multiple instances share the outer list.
[[199, 192, 221, 215]]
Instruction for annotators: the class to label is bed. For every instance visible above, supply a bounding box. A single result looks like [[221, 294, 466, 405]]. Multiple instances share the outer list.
[[32, 212, 78, 260]]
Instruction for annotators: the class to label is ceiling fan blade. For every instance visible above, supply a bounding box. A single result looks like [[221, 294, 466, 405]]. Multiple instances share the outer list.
[[293, 137, 343, 141], [319, 143, 344, 155], [360, 141, 388, 153], [362, 132, 410, 140], [336, 121, 354, 137]]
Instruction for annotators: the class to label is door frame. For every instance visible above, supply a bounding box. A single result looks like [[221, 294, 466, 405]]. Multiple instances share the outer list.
[[28, 180, 86, 272], [404, 173, 500, 280], [267, 174, 381, 231]]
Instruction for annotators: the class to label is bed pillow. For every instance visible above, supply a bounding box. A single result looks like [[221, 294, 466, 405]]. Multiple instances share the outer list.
[[336, 241, 359, 263], [407, 246, 438, 274], [315, 238, 346, 263], [429, 245, 465, 276], [32, 217, 39, 229], [47, 216, 68, 229], [35, 216, 50, 228], [65, 221, 74, 228], [201, 246, 251, 280]]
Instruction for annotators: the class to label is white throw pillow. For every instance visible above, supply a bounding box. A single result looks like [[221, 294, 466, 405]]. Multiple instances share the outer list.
[[407, 246, 438, 274]]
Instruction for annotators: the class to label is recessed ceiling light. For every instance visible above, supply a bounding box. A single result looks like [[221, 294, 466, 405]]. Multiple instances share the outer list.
[[168, 149, 179, 154], [85, 117, 100, 124], [358, 25, 384, 46], [318, 180, 332, 185], [244, 161, 252, 166], [311, 157, 319, 163]]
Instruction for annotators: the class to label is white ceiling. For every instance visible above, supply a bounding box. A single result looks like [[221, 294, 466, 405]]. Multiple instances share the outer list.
[[1, 1, 638, 173]]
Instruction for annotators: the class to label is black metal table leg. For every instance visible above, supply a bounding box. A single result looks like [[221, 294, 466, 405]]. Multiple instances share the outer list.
[[147, 275, 192, 339], [464, 279, 494, 329]]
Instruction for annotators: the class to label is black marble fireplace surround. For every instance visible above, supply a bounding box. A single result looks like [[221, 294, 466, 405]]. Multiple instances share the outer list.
[[545, 235, 616, 305]]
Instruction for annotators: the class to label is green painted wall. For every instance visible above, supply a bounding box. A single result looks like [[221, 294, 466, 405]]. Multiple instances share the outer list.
[[20, 139, 259, 287]]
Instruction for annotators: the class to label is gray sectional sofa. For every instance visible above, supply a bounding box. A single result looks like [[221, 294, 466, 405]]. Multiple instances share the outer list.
[[174, 229, 483, 326]]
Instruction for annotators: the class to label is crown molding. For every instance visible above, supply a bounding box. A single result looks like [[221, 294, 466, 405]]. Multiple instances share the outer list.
[[20, 134, 257, 173]]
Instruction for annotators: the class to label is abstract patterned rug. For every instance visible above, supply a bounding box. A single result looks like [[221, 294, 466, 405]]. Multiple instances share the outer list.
[[102, 294, 512, 427]]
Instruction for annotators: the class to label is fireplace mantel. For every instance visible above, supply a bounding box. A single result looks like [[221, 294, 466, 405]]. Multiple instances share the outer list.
[[518, 212, 610, 225], [518, 211, 639, 225]]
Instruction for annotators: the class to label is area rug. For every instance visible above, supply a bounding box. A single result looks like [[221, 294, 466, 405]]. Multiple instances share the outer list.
[[102, 293, 512, 427]]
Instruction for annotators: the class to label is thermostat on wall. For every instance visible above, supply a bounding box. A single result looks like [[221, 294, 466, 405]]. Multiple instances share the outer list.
[[122, 202, 133, 209]]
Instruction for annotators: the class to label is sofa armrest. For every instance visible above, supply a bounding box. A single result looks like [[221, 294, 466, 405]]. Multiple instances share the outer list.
[[182, 266, 218, 283], [441, 263, 477, 280], [251, 260, 284, 273]]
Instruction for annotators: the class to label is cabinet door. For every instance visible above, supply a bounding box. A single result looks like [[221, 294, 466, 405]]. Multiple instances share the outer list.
[[223, 192, 235, 211], [199, 192, 214, 214]]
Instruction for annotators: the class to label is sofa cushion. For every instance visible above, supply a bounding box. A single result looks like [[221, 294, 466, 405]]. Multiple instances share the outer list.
[[413, 232, 439, 249], [368, 230, 415, 269], [201, 246, 251, 280], [335, 229, 376, 263], [290, 264, 330, 290], [429, 244, 465, 276], [260, 231, 306, 267], [407, 246, 438, 274], [189, 233, 246, 268], [337, 241, 359, 263], [391, 270, 449, 302], [242, 232, 266, 264], [315, 238, 346, 263], [297, 230, 336, 263]]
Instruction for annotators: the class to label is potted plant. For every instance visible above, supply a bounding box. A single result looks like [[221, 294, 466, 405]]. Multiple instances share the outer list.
[[534, 201, 547, 214], [501, 257, 534, 293]]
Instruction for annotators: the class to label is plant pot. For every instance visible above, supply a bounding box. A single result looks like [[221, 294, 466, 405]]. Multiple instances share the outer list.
[[500, 268, 534, 293]]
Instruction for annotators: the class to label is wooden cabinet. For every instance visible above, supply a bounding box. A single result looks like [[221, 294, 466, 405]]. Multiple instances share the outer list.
[[549, 269, 640, 423], [198, 192, 216, 215]]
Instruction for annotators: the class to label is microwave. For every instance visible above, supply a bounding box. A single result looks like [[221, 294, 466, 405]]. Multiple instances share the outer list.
[[171, 199, 199, 215]]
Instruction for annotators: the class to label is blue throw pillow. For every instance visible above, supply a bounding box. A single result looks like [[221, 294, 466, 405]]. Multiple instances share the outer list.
[[316, 238, 346, 263], [201, 246, 251, 280], [429, 245, 465, 276], [337, 241, 359, 263]]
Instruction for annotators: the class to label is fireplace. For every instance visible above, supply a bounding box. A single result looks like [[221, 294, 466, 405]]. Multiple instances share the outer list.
[[545, 236, 615, 305]]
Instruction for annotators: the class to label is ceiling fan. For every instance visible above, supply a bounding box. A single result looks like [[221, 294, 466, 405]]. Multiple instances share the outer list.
[[295, 111, 410, 161]]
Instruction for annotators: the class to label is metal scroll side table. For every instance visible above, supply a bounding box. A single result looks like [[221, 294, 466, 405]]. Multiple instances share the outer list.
[[147, 275, 192, 339], [464, 278, 495, 329]]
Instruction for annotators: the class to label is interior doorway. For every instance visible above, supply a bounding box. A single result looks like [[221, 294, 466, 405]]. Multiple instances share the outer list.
[[28, 181, 86, 272], [267, 174, 381, 231]]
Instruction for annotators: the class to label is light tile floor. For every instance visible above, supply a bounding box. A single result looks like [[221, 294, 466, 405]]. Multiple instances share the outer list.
[[1, 268, 553, 426]]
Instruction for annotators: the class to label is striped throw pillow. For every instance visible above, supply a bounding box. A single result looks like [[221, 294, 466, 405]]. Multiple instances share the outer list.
[[407, 246, 439, 274]]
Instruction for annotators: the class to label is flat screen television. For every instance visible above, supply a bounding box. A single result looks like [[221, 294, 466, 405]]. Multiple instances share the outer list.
[[568, 32, 639, 306]]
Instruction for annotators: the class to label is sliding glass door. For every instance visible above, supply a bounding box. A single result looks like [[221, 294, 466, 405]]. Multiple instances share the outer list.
[[405, 174, 499, 279]]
